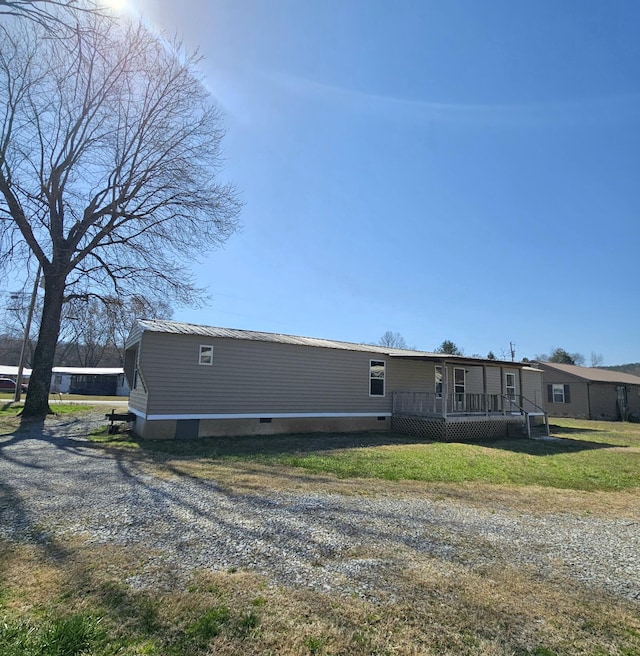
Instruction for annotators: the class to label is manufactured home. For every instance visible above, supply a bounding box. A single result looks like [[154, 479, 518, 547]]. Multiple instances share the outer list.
[[0, 365, 128, 396], [124, 320, 547, 440], [537, 361, 640, 421], [51, 367, 129, 396]]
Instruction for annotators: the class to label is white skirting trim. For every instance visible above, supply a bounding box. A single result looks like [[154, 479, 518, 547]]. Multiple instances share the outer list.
[[128, 409, 391, 421]]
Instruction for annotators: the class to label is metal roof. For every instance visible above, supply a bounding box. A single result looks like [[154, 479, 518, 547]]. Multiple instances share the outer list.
[[130, 319, 524, 366], [537, 361, 640, 385], [0, 365, 31, 377], [0, 366, 123, 377], [52, 367, 124, 376], [133, 319, 441, 356]]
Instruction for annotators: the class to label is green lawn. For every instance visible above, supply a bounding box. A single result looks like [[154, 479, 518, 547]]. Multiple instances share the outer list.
[[129, 418, 640, 492]]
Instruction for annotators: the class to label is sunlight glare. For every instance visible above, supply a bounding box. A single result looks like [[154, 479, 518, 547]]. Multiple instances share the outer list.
[[103, 0, 128, 13]]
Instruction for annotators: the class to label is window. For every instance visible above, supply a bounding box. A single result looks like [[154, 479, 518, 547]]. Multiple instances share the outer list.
[[548, 384, 570, 404], [505, 373, 516, 399], [435, 366, 443, 398], [199, 344, 214, 365], [370, 360, 385, 396], [552, 384, 565, 403]]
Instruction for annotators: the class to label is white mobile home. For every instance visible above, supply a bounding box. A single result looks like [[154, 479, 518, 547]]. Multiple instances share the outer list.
[[125, 320, 546, 440], [51, 367, 129, 396]]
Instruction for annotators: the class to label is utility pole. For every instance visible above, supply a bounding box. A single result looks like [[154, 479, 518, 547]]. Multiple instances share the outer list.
[[13, 266, 41, 403], [509, 341, 516, 362]]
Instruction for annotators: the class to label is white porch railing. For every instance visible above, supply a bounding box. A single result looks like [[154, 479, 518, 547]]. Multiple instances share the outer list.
[[392, 391, 549, 437]]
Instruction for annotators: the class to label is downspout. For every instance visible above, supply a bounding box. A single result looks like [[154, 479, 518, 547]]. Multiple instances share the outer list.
[[586, 382, 592, 420]]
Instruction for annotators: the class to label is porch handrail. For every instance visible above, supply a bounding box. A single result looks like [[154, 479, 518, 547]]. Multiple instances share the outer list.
[[392, 391, 549, 437], [519, 395, 550, 437], [498, 394, 550, 438]]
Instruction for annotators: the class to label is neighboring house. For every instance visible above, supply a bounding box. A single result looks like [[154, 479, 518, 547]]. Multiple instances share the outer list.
[[125, 319, 547, 440], [0, 365, 31, 380], [537, 361, 640, 421], [51, 367, 129, 396], [0, 364, 128, 396]]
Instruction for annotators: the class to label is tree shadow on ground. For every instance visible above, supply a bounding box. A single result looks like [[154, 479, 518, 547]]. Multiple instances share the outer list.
[[462, 436, 619, 456], [126, 427, 624, 459], [128, 430, 441, 459], [548, 423, 602, 435]]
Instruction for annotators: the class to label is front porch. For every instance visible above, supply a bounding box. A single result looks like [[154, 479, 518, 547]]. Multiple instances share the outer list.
[[392, 391, 549, 440]]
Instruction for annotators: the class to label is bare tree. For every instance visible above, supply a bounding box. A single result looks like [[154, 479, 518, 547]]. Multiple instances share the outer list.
[[590, 352, 604, 368], [64, 297, 112, 366], [378, 331, 408, 349], [91, 294, 173, 364], [0, 0, 100, 30], [65, 295, 173, 367], [0, 16, 241, 417]]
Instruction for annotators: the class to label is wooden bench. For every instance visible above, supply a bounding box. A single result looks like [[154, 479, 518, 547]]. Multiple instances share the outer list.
[[105, 409, 136, 434]]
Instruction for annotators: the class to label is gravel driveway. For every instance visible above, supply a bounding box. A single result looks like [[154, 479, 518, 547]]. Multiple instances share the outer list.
[[1, 413, 638, 602]]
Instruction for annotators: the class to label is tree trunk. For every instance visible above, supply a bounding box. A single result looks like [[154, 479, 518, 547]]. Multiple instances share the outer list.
[[21, 273, 66, 419]]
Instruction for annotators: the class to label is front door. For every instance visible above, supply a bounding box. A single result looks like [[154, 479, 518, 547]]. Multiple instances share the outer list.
[[454, 367, 465, 411], [617, 386, 628, 420]]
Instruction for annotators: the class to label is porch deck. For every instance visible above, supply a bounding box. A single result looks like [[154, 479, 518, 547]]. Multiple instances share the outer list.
[[392, 392, 549, 440]]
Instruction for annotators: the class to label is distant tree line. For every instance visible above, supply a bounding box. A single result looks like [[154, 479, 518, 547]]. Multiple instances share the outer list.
[[0, 295, 172, 368], [376, 333, 617, 369]]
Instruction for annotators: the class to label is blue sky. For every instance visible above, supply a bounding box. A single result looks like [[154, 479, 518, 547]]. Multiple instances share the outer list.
[[128, 0, 640, 364], [29, 1, 640, 362]]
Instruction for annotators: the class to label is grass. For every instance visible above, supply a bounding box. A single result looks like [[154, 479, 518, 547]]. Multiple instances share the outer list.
[[0, 393, 128, 402], [113, 418, 640, 493], [3, 414, 640, 654], [0, 402, 104, 436], [0, 538, 638, 656], [0, 403, 95, 417]]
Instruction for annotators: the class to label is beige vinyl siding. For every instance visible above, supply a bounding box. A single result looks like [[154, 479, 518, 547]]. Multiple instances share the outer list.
[[542, 375, 590, 418], [485, 367, 501, 394], [588, 383, 620, 420], [465, 366, 484, 393], [125, 343, 148, 414], [629, 386, 640, 417], [442, 364, 484, 395], [587, 383, 640, 421], [139, 334, 435, 417], [521, 369, 543, 407], [390, 358, 435, 393]]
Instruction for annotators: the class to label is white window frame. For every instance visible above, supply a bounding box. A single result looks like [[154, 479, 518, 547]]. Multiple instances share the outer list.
[[505, 372, 516, 399], [199, 344, 214, 366], [454, 367, 465, 411], [369, 359, 386, 397], [552, 383, 565, 403], [454, 367, 465, 394]]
